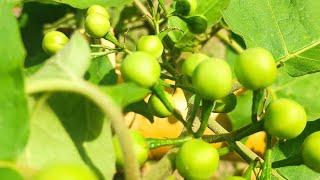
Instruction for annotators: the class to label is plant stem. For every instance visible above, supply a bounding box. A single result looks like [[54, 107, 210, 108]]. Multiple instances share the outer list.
[[202, 120, 264, 143], [207, 120, 285, 180], [104, 32, 132, 54], [171, 84, 196, 93], [194, 100, 214, 138], [251, 89, 265, 123], [147, 136, 192, 149], [133, 0, 153, 26], [160, 73, 176, 81], [26, 79, 141, 180], [91, 50, 116, 59], [158, 0, 168, 16], [186, 93, 201, 133], [260, 133, 272, 180], [150, 82, 174, 112], [160, 53, 178, 76], [243, 158, 259, 179], [216, 30, 244, 54], [217, 146, 234, 156]]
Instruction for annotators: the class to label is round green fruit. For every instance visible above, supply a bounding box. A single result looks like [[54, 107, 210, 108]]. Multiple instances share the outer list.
[[192, 58, 233, 101], [32, 163, 98, 180], [121, 51, 161, 88], [213, 93, 237, 113], [175, 139, 219, 180], [302, 131, 320, 173], [148, 92, 174, 118], [42, 31, 69, 55], [185, 15, 207, 34], [85, 13, 110, 38], [136, 35, 163, 59], [112, 130, 149, 169], [181, 53, 209, 79], [175, 0, 197, 16], [234, 47, 277, 90], [87, 5, 109, 18], [264, 98, 307, 139]]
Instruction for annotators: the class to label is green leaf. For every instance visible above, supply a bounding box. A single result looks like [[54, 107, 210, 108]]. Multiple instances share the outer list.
[[271, 119, 320, 179], [272, 67, 320, 121], [0, 167, 23, 180], [195, 0, 230, 27], [0, 1, 29, 160], [31, 0, 133, 8], [87, 56, 117, 85], [124, 100, 154, 123], [29, 31, 91, 81], [100, 83, 150, 108], [18, 93, 115, 179], [223, 0, 320, 76]]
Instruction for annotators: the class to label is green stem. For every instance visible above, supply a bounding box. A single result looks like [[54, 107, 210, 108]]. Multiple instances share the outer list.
[[158, 0, 168, 16], [91, 50, 116, 59], [260, 133, 272, 180], [160, 53, 178, 76], [206, 118, 285, 180], [160, 73, 176, 81], [202, 120, 264, 143], [186, 93, 201, 134], [133, 0, 153, 26], [243, 158, 259, 179], [251, 89, 264, 123], [216, 30, 244, 54], [104, 32, 132, 54], [147, 136, 192, 149], [90, 44, 114, 50], [217, 146, 234, 156], [26, 79, 141, 180], [150, 82, 174, 112], [173, 110, 187, 127], [272, 155, 303, 168], [171, 84, 196, 93], [194, 100, 214, 138]]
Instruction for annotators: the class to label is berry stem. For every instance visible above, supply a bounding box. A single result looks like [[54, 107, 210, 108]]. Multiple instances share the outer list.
[[147, 136, 192, 149], [150, 82, 174, 113], [194, 100, 215, 138], [260, 133, 272, 180], [202, 120, 264, 143], [104, 32, 132, 54], [243, 158, 260, 179], [186, 93, 201, 134], [251, 89, 265, 123], [216, 30, 244, 54]]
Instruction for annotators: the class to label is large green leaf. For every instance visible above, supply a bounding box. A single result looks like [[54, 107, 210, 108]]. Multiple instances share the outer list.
[[30, 0, 133, 8], [0, 1, 29, 160], [271, 119, 320, 179], [18, 94, 115, 179], [272, 67, 320, 121], [223, 0, 320, 76]]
